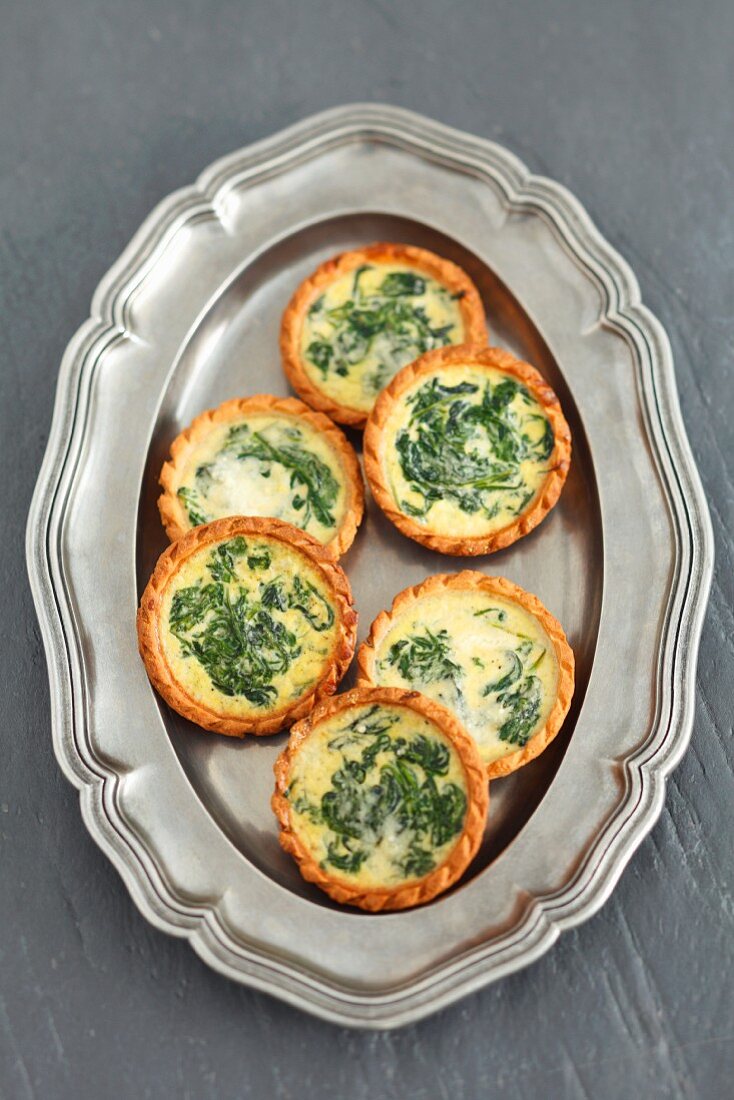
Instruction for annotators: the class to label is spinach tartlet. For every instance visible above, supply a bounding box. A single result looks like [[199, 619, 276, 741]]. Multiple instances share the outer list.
[[137, 516, 357, 736], [272, 686, 488, 910], [158, 395, 364, 559], [357, 572, 574, 779], [280, 243, 488, 428], [363, 344, 572, 555]]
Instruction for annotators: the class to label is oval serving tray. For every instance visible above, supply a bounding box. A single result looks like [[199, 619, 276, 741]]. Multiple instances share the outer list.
[[27, 104, 713, 1028]]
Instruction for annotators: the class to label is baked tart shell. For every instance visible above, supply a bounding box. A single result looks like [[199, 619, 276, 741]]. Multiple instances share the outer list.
[[356, 571, 575, 780], [157, 394, 365, 558], [363, 344, 572, 555], [137, 515, 358, 737], [279, 242, 489, 428], [272, 685, 489, 911]]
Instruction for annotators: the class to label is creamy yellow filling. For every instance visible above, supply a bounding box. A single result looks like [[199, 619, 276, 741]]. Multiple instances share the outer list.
[[160, 535, 339, 718], [382, 364, 553, 538], [286, 703, 468, 887], [300, 263, 465, 414], [174, 413, 348, 545], [371, 591, 558, 764]]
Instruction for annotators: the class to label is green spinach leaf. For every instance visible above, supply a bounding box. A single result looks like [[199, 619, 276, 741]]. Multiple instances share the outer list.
[[225, 425, 339, 529], [304, 267, 459, 392], [496, 674, 542, 747], [395, 376, 553, 522], [177, 486, 209, 527], [385, 627, 462, 685], [168, 538, 336, 707], [207, 536, 248, 583], [291, 709, 468, 880]]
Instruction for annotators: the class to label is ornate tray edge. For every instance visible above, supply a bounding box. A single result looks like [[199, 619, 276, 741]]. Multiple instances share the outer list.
[[26, 104, 714, 1028]]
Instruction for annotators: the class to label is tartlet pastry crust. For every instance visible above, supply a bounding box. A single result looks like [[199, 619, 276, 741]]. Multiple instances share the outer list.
[[356, 571, 575, 780], [137, 515, 357, 737], [157, 394, 364, 558], [363, 344, 572, 555], [280, 242, 488, 428], [272, 686, 489, 911]]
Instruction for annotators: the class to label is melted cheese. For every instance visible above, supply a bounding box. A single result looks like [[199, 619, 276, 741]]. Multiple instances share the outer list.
[[371, 591, 558, 764], [382, 364, 553, 537], [159, 536, 339, 718], [286, 703, 468, 887], [300, 263, 465, 413], [174, 413, 348, 545]]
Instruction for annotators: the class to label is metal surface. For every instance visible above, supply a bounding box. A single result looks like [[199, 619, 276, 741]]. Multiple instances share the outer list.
[[26, 104, 713, 1028]]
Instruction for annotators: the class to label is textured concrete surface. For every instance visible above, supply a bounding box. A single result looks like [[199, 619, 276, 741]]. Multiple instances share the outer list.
[[2, 1, 733, 1096]]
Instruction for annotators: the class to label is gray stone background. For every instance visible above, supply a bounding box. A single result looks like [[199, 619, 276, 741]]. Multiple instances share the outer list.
[[2, 0, 732, 1096]]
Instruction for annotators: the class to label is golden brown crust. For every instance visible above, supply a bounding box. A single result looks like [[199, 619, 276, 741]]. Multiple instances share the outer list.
[[272, 686, 489, 911], [279, 243, 489, 428], [136, 515, 358, 737], [157, 394, 365, 559], [363, 344, 572, 556], [356, 571, 575, 780]]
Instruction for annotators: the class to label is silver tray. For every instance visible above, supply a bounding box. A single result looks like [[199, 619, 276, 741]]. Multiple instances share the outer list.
[[27, 104, 713, 1028]]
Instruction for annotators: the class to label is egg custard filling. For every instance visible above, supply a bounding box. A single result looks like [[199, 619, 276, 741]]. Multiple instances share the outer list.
[[159, 534, 341, 719], [174, 414, 348, 546], [301, 263, 465, 415], [381, 364, 554, 537], [370, 591, 559, 766], [283, 702, 470, 887]]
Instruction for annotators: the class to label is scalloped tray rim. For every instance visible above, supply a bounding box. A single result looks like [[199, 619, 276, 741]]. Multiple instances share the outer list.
[[26, 103, 713, 1029]]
